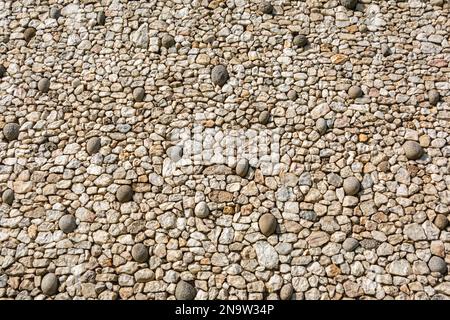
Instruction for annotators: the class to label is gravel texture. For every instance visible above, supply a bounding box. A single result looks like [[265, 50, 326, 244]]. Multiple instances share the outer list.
[[0, 0, 449, 301]]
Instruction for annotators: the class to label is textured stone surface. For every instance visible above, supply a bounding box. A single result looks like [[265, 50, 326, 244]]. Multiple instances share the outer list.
[[3, 123, 20, 141], [211, 65, 229, 86], [131, 243, 149, 263], [0, 0, 449, 302]]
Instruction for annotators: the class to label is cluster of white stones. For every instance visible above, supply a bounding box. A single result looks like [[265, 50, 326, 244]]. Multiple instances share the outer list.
[[0, 0, 449, 300]]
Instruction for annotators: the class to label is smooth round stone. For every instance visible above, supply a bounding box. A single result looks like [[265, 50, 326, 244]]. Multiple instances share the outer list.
[[133, 87, 145, 102], [259, 111, 270, 125], [97, 11, 106, 25], [429, 90, 440, 105], [175, 280, 196, 300], [167, 145, 183, 162], [59, 215, 77, 233], [86, 137, 101, 155], [280, 284, 293, 300], [3, 123, 20, 141], [38, 78, 50, 93], [434, 214, 449, 230], [116, 185, 133, 203], [41, 273, 59, 296], [348, 85, 362, 99], [287, 89, 297, 101], [428, 256, 447, 274], [2, 189, 14, 205], [24, 27, 36, 42], [194, 201, 209, 218], [235, 159, 249, 177], [211, 65, 229, 86], [258, 213, 277, 237], [0, 65, 6, 78], [49, 7, 61, 19], [343, 177, 361, 196], [161, 34, 175, 48], [342, 238, 359, 252], [132, 243, 149, 263], [316, 118, 328, 135], [293, 35, 307, 47], [381, 44, 391, 57], [260, 2, 274, 14], [403, 141, 423, 160], [340, 0, 358, 9]]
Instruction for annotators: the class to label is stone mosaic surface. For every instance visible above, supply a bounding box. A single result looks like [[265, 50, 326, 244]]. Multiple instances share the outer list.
[[0, 0, 449, 300]]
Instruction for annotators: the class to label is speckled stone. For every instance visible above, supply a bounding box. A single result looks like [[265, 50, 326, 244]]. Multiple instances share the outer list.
[[3, 123, 20, 141], [161, 34, 175, 48], [211, 65, 229, 86], [260, 2, 274, 15], [293, 35, 308, 47]]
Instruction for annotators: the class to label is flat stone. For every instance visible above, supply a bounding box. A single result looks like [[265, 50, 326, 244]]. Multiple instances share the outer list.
[[307, 231, 330, 248], [388, 259, 412, 276], [343, 238, 359, 251], [254, 241, 279, 269], [404, 223, 426, 241]]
